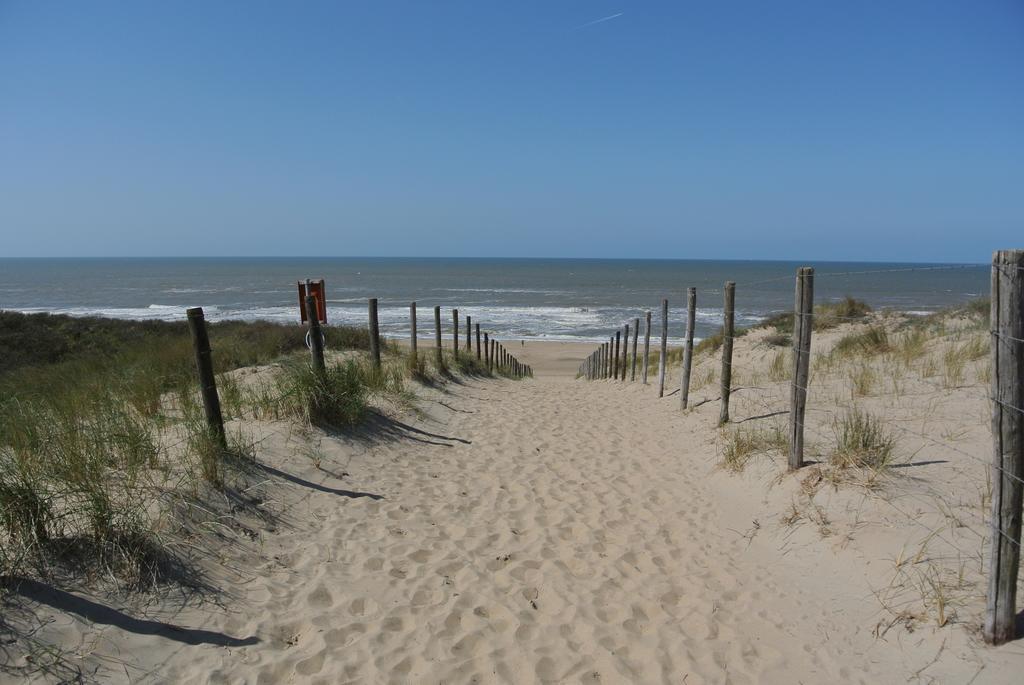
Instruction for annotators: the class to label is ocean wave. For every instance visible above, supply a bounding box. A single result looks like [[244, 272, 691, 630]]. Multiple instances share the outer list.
[[7, 303, 757, 341]]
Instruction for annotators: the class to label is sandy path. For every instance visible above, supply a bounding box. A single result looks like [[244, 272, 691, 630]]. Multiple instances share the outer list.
[[18, 368, 1020, 683]]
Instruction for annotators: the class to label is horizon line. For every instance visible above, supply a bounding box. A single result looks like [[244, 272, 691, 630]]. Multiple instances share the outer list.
[[0, 255, 991, 266]]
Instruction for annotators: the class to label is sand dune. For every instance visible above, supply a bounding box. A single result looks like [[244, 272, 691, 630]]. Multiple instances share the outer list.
[[6, 332, 1024, 684]]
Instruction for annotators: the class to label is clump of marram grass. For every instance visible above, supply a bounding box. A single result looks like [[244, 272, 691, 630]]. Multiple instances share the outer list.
[[831, 408, 897, 470], [815, 297, 872, 330], [893, 327, 929, 367], [848, 363, 877, 397], [833, 326, 890, 358], [449, 351, 490, 377], [692, 366, 717, 390], [768, 350, 789, 382], [719, 424, 788, 472], [937, 336, 986, 388], [694, 327, 749, 357], [272, 359, 369, 428], [0, 469, 51, 548], [762, 333, 791, 348], [751, 297, 871, 338]]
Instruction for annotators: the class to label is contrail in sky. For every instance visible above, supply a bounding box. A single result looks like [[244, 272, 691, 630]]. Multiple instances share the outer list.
[[575, 12, 624, 29]]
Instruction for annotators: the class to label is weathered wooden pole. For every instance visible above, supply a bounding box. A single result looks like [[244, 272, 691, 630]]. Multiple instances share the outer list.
[[642, 311, 652, 384], [409, 301, 418, 361], [630, 318, 639, 381], [475, 323, 482, 360], [614, 325, 622, 382], [434, 305, 443, 367], [680, 287, 697, 409], [453, 308, 460, 359], [613, 330, 621, 380], [186, 307, 227, 450], [465, 315, 472, 354], [719, 282, 736, 424], [304, 296, 326, 374], [484, 332, 491, 370], [658, 299, 669, 398], [609, 337, 615, 379], [985, 249, 1024, 645], [789, 269, 814, 468], [368, 298, 382, 368]]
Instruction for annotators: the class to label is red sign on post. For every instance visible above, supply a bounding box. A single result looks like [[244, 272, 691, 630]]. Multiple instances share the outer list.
[[298, 279, 327, 323]]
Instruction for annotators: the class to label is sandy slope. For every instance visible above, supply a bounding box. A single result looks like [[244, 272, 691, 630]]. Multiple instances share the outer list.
[[7, 338, 1024, 684]]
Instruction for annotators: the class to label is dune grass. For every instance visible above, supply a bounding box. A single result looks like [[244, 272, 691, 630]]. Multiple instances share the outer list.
[[831, 408, 897, 471], [0, 312, 374, 582]]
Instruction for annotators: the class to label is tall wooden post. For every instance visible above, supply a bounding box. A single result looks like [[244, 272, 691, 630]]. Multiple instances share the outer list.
[[466, 315, 472, 354], [630, 318, 639, 381], [658, 299, 669, 397], [680, 287, 697, 409], [453, 309, 460, 359], [614, 325, 622, 382], [475, 324, 482, 360], [368, 298, 381, 368], [304, 296, 326, 373], [613, 331, 621, 380], [719, 282, 736, 424], [985, 249, 1024, 645], [434, 305, 443, 367], [642, 311, 652, 384], [484, 333, 491, 370], [789, 269, 814, 468], [409, 301, 418, 361], [186, 307, 227, 449]]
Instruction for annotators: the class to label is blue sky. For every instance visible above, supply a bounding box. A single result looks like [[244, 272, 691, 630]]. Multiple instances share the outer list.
[[1, 1, 1021, 261]]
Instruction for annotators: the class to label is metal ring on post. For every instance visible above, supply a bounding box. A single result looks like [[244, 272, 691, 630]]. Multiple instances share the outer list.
[[305, 329, 326, 350]]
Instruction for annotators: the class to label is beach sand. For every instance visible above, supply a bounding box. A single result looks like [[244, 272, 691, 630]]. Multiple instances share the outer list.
[[7, 327, 1024, 683]]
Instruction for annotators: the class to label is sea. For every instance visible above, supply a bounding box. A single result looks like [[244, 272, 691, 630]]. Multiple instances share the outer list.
[[0, 258, 988, 343]]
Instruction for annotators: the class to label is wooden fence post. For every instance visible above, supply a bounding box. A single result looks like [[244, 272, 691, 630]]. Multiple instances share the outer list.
[[680, 287, 696, 409], [453, 308, 460, 359], [186, 307, 227, 449], [434, 305, 443, 367], [789, 268, 814, 468], [613, 330, 621, 380], [304, 296, 326, 373], [621, 324, 629, 381], [368, 298, 381, 368], [484, 332, 490, 370], [985, 249, 1024, 645], [643, 311, 652, 384], [409, 301, 418, 361], [466, 315, 472, 354], [658, 299, 669, 397], [631, 317, 639, 381], [475, 324, 482, 360], [719, 282, 736, 424]]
